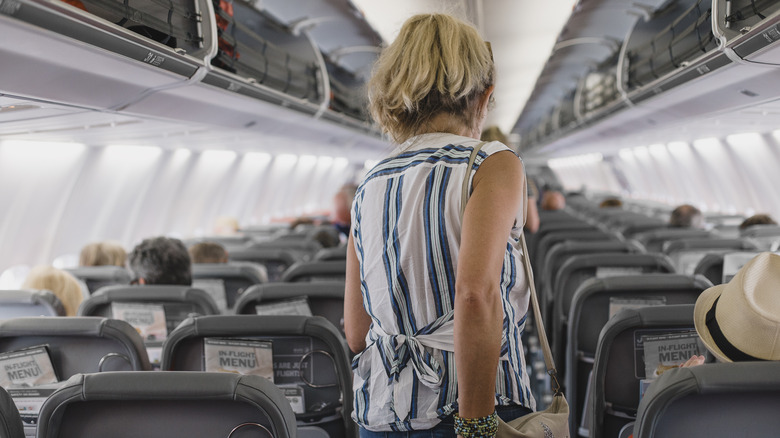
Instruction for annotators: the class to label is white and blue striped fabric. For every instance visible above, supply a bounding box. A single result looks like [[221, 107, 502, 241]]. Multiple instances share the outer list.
[[351, 132, 534, 432]]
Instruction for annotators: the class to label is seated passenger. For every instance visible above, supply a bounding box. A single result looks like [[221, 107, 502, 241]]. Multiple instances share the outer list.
[[22, 266, 83, 316], [684, 252, 780, 367], [481, 125, 540, 233], [332, 183, 357, 239], [188, 242, 228, 264], [129, 237, 191, 285], [212, 216, 240, 236], [79, 241, 127, 267], [740, 213, 777, 230], [599, 197, 623, 208], [669, 204, 704, 228], [541, 190, 566, 211]]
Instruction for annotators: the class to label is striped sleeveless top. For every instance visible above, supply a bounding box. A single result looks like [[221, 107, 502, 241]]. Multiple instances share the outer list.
[[350, 133, 535, 431]]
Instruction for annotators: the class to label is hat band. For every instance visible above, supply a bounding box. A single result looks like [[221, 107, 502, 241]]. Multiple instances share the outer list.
[[705, 296, 764, 362]]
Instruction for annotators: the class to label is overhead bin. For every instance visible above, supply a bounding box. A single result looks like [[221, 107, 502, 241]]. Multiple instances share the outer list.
[[325, 57, 368, 122], [516, 0, 780, 153], [0, 0, 382, 137], [1, 0, 212, 77], [579, 52, 621, 117], [718, 0, 780, 64], [624, 0, 719, 92], [206, 2, 321, 103], [0, 12, 195, 110]]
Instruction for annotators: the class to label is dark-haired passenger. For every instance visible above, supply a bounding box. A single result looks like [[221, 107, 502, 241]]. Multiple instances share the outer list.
[[129, 237, 191, 285], [669, 204, 704, 228]]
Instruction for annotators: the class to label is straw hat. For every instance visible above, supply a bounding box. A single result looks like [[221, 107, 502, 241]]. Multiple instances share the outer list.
[[694, 252, 780, 362]]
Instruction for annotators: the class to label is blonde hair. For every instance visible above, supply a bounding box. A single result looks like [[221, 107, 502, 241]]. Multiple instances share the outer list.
[[22, 266, 83, 316], [368, 14, 495, 143], [213, 216, 240, 236], [79, 241, 127, 267]]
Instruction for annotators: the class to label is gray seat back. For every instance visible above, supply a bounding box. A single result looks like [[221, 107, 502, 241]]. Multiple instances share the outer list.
[[233, 282, 345, 335], [541, 240, 643, 294], [228, 248, 301, 282], [0, 291, 65, 318], [64, 266, 132, 294], [36, 371, 296, 438], [693, 253, 725, 285], [590, 305, 696, 438], [565, 275, 711, 438], [551, 253, 676, 373], [661, 238, 759, 275], [191, 262, 267, 310], [740, 225, 780, 250], [540, 241, 643, 329], [0, 386, 23, 438], [313, 246, 347, 261], [634, 362, 780, 438], [281, 261, 346, 283], [632, 229, 712, 252], [527, 220, 595, 268], [78, 285, 219, 335], [0, 317, 150, 379], [161, 315, 354, 437], [532, 227, 609, 273]]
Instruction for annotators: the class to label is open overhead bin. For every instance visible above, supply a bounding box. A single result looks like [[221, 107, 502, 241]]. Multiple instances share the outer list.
[[0, 0, 383, 137], [514, 0, 780, 155]]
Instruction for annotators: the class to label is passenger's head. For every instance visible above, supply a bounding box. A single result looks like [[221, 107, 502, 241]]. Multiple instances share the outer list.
[[541, 191, 566, 211], [599, 198, 623, 208], [694, 252, 780, 362], [79, 241, 127, 267], [334, 183, 358, 225], [213, 216, 240, 236], [128, 237, 191, 285], [188, 242, 229, 264], [480, 125, 509, 145], [740, 214, 777, 230], [669, 204, 703, 228], [368, 14, 495, 143], [22, 266, 83, 316]]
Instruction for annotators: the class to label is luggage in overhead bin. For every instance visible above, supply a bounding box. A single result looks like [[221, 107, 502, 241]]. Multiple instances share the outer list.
[[210, 0, 321, 102], [58, 0, 203, 53], [326, 57, 368, 121]]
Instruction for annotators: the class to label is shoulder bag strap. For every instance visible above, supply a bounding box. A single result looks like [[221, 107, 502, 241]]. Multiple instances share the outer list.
[[460, 141, 488, 221], [519, 232, 562, 394]]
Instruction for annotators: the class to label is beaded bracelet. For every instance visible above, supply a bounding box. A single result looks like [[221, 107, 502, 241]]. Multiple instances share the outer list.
[[453, 411, 498, 438]]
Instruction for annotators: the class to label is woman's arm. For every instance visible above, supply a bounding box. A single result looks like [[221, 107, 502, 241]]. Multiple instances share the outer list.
[[345, 233, 372, 353], [455, 150, 525, 419]]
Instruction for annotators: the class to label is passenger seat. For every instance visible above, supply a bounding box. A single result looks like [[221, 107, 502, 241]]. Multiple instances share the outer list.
[[634, 362, 780, 438]]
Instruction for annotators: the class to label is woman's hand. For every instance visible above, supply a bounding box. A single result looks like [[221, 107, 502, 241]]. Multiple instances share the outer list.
[[680, 354, 706, 368]]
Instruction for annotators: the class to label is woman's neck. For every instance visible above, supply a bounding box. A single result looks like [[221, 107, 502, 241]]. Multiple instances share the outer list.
[[416, 113, 480, 139]]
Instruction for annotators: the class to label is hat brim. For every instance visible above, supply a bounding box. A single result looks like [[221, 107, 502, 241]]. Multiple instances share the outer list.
[[694, 283, 732, 363]]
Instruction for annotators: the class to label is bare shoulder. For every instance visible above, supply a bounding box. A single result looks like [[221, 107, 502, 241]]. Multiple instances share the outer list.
[[473, 150, 524, 187]]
